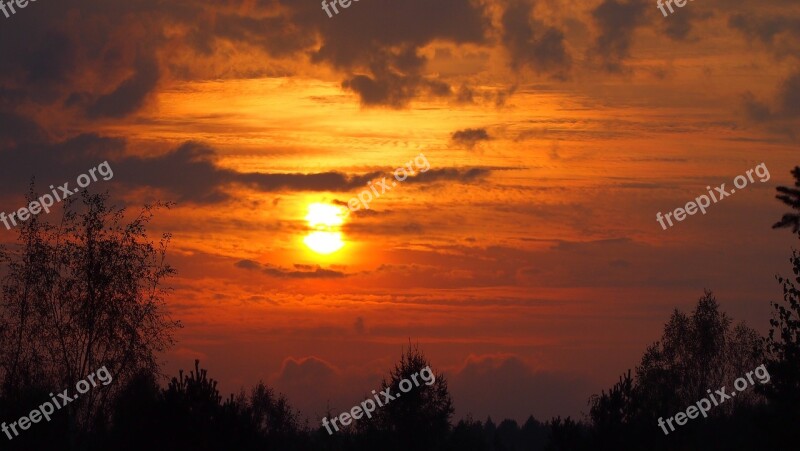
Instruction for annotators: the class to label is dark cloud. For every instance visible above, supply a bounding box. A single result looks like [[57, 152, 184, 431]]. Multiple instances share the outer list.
[[663, 7, 711, 41], [501, 0, 571, 77], [85, 57, 160, 118], [742, 93, 773, 122], [238, 170, 388, 195], [235, 260, 348, 279], [774, 84, 800, 122], [113, 142, 234, 204], [276, 356, 339, 384], [1, 127, 496, 205], [452, 128, 492, 147], [342, 69, 451, 107], [0, 0, 519, 111], [115, 141, 389, 203], [455, 84, 476, 104], [18, 31, 79, 85], [590, 0, 648, 72], [211, 12, 317, 59], [0, 133, 126, 197], [403, 168, 492, 184], [0, 0, 165, 114], [664, 16, 691, 40], [728, 13, 800, 42], [116, 143, 493, 201], [306, 0, 490, 106], [729, 13, 800, 59], [166, 0, 490, 107], [234, 259, 262, 271], [0, 112, 46, 149], [306, 0, 488, 66], [742, 71, 800, 131]]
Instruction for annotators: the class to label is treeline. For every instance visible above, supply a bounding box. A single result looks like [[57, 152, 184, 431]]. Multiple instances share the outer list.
[[2, 286, 798, 450], [2, 292, 796, 451], [0, 347, 579, 451]]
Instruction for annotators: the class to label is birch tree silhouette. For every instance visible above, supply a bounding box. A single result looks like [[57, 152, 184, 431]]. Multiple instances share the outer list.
[[0, 189, 180, 439]]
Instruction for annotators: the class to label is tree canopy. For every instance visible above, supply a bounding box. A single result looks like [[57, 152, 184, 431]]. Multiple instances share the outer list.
[[0, 190, 180, 441]]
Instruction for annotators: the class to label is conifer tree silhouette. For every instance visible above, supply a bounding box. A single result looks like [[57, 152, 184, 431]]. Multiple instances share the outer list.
[[773, 166, 800, 232]]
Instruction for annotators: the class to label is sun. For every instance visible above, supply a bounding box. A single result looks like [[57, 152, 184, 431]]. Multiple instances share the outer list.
[[303, 203, 347, 254], [303, 231, 344, 255], [305, 203, 347, 228]]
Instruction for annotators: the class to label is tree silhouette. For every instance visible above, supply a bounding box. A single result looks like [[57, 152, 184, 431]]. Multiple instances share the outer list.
[[494, 419, 521, 451], [544, 417, 586, 451], [520, 416, 548, 450], [107, 371, 164, 450], [635, 291, 763, 415], [246, 381, 302, 449], [446, 416, 489, 451], [589, 370, 638, 450], [160, 359, 232, 450], [0, 190, 180, 440], [589, 292, 764, 450], [761, 248, 800, 445], [105, 360, 306, 451], [765, 171, 800, 434], [773, 166, 800, 232], [360, 343, 454, 451]]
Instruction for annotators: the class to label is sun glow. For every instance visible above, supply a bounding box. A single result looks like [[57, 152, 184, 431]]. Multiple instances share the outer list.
[[303, 231, 345, 255], [303, 203, 347, 254]]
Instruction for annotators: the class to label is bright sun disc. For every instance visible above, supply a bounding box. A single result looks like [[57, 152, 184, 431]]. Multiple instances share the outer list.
[[303, 203, 347, 254], [305, 203, 346, 228], [303, 231, 344, 254]]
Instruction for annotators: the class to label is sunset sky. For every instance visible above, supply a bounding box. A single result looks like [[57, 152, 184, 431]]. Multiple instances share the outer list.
[[1, 0, 799, 423]]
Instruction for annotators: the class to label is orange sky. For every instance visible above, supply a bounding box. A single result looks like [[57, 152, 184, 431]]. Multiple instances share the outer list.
[[1, 0, 799, 422]]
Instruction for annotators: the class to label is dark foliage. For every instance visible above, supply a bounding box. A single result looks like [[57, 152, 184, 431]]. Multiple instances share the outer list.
[[773, 166, 800, 232], [0, 190, 179, 448], [587, 293, 776, 451], [356, 343, 454, 451]]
